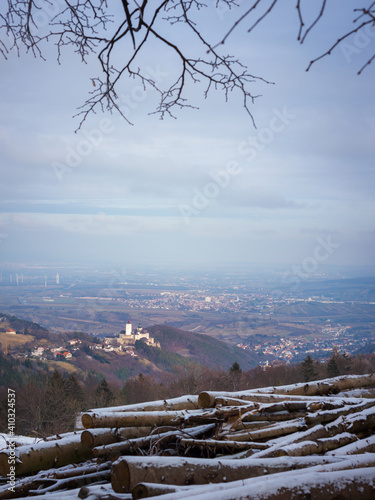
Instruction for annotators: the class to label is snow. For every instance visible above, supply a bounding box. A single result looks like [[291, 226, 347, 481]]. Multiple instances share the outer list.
[[122, 467, 375, 500], [0, 433, 40, 450], [2, 373, 375, 499]]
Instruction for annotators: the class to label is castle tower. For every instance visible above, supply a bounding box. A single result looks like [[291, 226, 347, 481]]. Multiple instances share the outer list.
[[125, 320, 132, 336]]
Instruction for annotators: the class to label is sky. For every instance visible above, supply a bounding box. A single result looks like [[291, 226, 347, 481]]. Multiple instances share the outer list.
[[0, 1, 374, 271]]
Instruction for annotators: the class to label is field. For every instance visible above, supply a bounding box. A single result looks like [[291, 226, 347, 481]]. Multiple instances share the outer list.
[[0, 332, 34, 351]]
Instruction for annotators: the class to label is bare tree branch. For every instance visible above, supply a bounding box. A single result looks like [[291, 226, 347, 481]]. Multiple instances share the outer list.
[[1, 1, 373, 129]]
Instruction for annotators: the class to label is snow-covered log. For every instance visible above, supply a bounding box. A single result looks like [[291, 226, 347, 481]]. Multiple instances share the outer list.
[[82, 408, 237, 429], [327, 435, 375, 456], [275, 432, 358, 456], [224, 417, 307, 442], [136, 467, 375, 500], [2, 374, 375, 499], [132, 482, 192, 499], [110, 455, 346, 493], [81, 427, 152, 449], [0, 432, 91, 476]]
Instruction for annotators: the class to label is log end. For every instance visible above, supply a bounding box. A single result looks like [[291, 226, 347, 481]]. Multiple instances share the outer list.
[[81, 413, 94, 429], [132, 483, 149, 499], [81, 430, 94, 448], [198, 392, 216, 408], [111, 458, 131, 493]]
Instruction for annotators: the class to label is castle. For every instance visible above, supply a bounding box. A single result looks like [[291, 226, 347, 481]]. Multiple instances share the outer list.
[[105, 320, 160, 349]]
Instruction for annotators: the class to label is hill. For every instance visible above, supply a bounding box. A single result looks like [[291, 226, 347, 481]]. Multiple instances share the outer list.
[[0, 313, 257, 386], [147, 324, 258, 370]]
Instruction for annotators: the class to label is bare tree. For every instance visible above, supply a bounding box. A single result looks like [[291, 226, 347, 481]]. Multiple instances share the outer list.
[[1, 1, 374, 128]]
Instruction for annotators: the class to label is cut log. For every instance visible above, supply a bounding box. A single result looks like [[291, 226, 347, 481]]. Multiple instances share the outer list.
[[132, 482, 192, 499], [305, 401, 375, 426], [134, 467, 375, 500], [81, 410, 182, 429], [0, 432, 91, 476], [110, 455, 345, 493], [275, 432, 358, 457], [179, 438, 268, 453], [78, 483, 132, 499], [27, 469, 110, 496], [81, 427, 152, 449], [82, 408, 238, 430], [197, 389, 362, 408], [231, 420, 271, 431], [76, 395, 200, 430], [327, 435, 375, 455], [239, 409, 307, 422], [87, 395, 200, 414], [0, 464, 111, 499], [224, 417, 307, 442], [270, 374, 375, 397], [215, 397, 257, 408], [345, 405, 375, 434]]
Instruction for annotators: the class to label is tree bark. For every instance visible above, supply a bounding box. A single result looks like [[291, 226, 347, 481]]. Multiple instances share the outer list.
[[132, 482, 191, 499], [224, 418, 307, 442], [0, 432, 91, 476], [111, 455, 344, 493], [81, 426, 152, 448]]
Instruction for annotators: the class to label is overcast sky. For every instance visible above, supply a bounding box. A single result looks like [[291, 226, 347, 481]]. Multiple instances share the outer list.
[[0, 1, 374, 271]]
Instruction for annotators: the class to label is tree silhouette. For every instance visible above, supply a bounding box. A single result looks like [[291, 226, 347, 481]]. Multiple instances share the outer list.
[[230, 361, 242, 374], [301, 355, 318, 382], [95, 377, 115, 407], [1, 1, 373, 127]]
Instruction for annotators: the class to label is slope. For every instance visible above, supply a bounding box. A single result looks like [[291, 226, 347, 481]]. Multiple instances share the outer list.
[[147, 324, 258, 370]]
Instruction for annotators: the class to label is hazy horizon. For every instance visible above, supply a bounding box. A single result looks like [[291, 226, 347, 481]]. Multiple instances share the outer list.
[[0, 1, 374, 270]]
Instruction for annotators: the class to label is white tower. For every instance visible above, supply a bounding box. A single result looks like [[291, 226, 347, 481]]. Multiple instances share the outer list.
[[125, 320, 132, 336], [56, 273, 60, 285]]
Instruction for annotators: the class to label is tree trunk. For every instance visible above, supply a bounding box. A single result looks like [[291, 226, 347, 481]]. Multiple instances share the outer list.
[[275, 432, 358, 457], [0, 432, 91, 476], [132, 482, 191, 499], [110, 455, 344, 493], [224, 418, 307, 442], [81, 426, 152, 448]]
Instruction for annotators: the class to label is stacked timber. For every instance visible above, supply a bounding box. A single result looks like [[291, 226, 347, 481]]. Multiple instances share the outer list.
[[0, 374, 375, 499]]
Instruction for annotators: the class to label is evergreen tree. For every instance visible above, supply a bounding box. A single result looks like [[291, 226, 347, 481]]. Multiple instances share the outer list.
[[95, 378, 115, 408], [301, 355, 318, 382], [326, 347, 342, 378], [230, 362, 242, 374], [229, 362, 243, 391], [327, 356, 340, 378]]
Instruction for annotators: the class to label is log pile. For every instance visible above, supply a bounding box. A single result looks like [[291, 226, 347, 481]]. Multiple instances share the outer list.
[[1, 374, 375, 499]]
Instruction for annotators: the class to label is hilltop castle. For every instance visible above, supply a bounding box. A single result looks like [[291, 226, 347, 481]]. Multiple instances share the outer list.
[[105, 320, 160, 349]]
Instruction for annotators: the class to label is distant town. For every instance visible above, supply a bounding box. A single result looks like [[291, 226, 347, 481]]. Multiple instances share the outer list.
[[0, 263, 374, 367]]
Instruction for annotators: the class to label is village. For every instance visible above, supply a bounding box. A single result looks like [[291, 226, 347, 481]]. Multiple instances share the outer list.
[[236, 325, 368, 364], [0, 318, 159, 362]]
